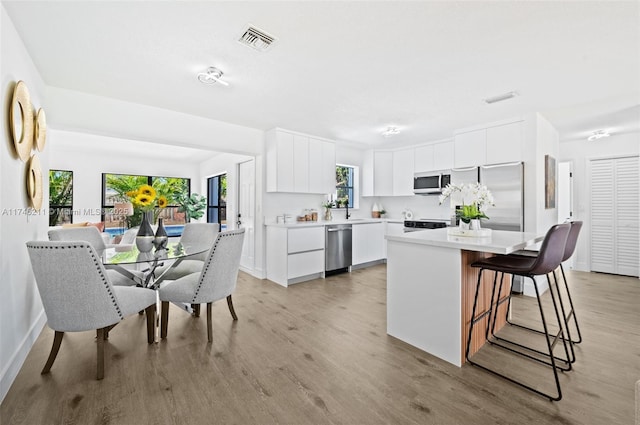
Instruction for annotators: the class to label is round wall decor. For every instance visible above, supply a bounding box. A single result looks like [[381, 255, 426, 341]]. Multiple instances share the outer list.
[[10, 81, 34, 162], [27, 154, 43, 210], [35, 108, 47, 151]]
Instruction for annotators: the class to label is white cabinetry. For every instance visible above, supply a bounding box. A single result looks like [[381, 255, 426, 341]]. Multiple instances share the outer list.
[[486, 121, 523, 164], [374, 151, 394, 196], [266, 226, 325, 286], [454, 121, 523, 168], [393, 149, 415, 196], [383, 222, 405, 258], [454, 130, 486, 168], [415, 141, 454, 172], [363, 149, 416, 197], [352, 222, 385, 265], [266, 129, 336, 193]]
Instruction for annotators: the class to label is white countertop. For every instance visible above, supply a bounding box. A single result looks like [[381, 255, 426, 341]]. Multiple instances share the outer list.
[[264, 217, 405, 228], [385, 228, 544, 255]]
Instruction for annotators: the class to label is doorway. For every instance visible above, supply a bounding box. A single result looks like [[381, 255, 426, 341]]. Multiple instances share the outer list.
[[237, 159, 255, 272]]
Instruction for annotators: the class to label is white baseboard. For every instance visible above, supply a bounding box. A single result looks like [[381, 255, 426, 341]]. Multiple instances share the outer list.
[[573, 261, 589, 272], [239, 265, 265, 280], [0, 310, 46, 404]]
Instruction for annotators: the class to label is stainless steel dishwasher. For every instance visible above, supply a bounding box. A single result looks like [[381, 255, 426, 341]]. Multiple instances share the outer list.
[[325, 224, 352, 274]]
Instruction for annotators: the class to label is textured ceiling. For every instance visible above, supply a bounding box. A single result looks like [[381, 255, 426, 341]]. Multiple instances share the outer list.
[[4, 1, 639, 150]]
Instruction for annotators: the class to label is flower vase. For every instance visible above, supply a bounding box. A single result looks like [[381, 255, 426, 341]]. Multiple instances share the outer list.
[[470, 219, 481, 231], [153, 217, 168, 250], [459, 220, 470, 231], [136, 211, 154, 253], [324, 208, 332, 221]]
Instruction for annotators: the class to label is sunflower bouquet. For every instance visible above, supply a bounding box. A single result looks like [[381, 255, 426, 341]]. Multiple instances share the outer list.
[[126, 184, 168, 222]]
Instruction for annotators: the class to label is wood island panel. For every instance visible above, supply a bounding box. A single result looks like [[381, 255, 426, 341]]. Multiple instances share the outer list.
[[460, 250, 511, 364]]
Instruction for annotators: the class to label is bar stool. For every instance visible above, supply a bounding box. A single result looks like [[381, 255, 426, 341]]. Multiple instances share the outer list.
[[465, 223, 571, 401], [508, 221, 583, 345]]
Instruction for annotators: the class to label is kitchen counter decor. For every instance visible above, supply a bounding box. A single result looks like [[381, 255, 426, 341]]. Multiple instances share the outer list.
[[439, 183, 494, 231]]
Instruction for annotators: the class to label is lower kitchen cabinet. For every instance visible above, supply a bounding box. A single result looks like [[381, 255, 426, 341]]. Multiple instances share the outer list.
[[383, 222, 404, 258], [266, 226, 325, 286], [352, 222, 385, 266]]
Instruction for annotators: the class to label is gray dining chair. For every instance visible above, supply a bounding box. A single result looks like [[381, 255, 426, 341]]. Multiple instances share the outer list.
[[158, 228, 245, 342], [26, 241, 157, 380], [48, 226, 142, 286], [153, 223, 220, 298]]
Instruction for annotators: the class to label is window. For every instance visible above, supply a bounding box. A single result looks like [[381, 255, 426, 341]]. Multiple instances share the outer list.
[[49, 170, 73, 226], [102, 173, 190, 230], [207, 174, 227, 228], [336, 165, 355, 209]]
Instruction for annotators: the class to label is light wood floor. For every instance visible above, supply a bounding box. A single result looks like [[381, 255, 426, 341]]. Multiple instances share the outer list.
[[2, 266, 639, 424]]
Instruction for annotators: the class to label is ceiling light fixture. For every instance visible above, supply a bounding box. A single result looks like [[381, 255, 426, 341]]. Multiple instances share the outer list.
[[382, 126, 401, 137], [587, 130, 611, 141], [483, 91, 519, 104], [197, 67, 229, 86]]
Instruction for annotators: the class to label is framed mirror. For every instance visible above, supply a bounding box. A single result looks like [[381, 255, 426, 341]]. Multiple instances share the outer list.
[[27, 154, 43, 210], [10, 81, 34, 162]]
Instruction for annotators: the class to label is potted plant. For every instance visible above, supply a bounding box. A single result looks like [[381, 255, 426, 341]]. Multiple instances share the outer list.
[[321, 200, 335, 221], [439, 183, 494, 230], [177, 193, 207, 222]]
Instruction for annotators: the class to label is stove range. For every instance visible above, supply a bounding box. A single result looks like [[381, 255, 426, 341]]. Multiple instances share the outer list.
[[403, 219, 449, 232]]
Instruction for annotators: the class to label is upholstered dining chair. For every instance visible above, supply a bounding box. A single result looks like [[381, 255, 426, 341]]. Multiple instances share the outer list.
[[48, 226, 142, 286], [154, 223, 220, 279], [158, 228, 245, 342], [26, 241, 157, 380]]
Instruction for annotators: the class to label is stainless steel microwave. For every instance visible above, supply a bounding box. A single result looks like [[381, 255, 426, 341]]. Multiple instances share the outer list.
[[413, 170, 451, 194]]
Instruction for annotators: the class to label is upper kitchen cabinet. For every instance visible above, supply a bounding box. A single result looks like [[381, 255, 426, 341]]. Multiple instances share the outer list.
[[485, 121, 523, 164], [454, 120, 523, 168], [415, 141, 454, 172], [393, 148, 415, 196], [266, 128, 336, 193], [362, 150, 412, 197], [454, 129, 486, 168]]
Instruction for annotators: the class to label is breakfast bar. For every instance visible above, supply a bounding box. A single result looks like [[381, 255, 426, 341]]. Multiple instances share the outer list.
[[385, 228, 544, 367]]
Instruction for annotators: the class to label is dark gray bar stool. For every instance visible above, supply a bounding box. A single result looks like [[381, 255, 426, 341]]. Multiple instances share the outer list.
[[509, 221, 583, 345], [465, 223, 571, 401]]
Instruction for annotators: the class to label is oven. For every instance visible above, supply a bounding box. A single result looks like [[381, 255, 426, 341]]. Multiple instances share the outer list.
[[403, 220, 449, 233]]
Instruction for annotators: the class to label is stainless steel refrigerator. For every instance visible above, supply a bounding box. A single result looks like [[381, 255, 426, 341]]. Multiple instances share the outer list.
[[479, 162, 524, 232]]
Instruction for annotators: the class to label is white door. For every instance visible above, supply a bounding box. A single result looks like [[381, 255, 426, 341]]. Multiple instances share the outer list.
[[557, 162, 573, 223], [238, 159, 255, 271], [590, 156, 639, 277]]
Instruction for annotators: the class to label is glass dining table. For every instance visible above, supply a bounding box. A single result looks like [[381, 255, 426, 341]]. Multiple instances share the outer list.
[[100, 242, 209, 289]]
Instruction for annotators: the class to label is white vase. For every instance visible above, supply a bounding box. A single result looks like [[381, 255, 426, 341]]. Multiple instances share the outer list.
[[470, 219, 481, 231], [459, 220, 470, 231]]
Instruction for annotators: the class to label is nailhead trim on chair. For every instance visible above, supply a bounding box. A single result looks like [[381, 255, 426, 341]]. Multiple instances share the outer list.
[[190, 230, 242, 304], [27, 242, 123, 319]]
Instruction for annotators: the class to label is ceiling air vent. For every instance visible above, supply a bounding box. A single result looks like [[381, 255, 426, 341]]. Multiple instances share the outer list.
[[238, 25, 276, 52]]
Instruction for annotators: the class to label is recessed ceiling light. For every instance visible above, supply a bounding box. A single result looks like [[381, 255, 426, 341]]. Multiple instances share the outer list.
[[483, 91, 519, 104], [587, 130, 611, 141], [197, 67, 229, 86], [382, 126, 401, 137]]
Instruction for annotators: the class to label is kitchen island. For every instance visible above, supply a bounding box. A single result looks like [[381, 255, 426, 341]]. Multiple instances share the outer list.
[[385, 228, 544, 367]]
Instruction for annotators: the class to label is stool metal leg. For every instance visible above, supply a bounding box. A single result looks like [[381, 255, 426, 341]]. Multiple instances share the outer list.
[[467, 272, 563, 401], [559, 263, 582, 344], [501, 271, 576, 366]]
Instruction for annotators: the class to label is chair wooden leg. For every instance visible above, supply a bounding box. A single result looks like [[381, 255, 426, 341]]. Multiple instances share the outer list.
[[207, 302, 213, 342], [96, 328, 105, 380], [41, 331, 64, 375], [227, 295, 238, 321], [161, 301, 169, 339], [145, 304, 156, 344], [192, 304, 201, 317]]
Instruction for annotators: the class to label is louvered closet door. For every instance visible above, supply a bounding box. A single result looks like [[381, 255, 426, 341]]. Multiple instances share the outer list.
[[590, 156, 639, 277], [615, 156, 639, 276]]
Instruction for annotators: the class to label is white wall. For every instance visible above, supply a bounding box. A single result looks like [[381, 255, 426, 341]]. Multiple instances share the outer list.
[[49, 130, 201, 224], [559, 131, 640, 272], [0, 6, 49, 402], [46, 87, 264, 156]]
